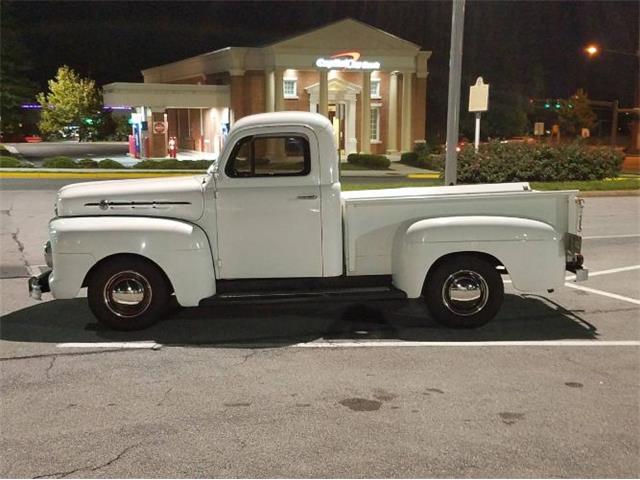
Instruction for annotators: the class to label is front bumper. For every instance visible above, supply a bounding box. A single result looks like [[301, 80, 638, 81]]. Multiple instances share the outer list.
[[28, 270, 52, 300]]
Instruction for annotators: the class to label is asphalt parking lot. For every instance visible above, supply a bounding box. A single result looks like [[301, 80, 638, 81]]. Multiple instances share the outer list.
[[0, 181, 638, 478]]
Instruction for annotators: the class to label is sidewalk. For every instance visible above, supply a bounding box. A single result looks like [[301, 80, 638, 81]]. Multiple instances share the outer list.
[[340, 161, 438, 177]]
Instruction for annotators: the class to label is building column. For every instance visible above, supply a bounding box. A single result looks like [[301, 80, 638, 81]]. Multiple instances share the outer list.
[[274, 68, 284, 111], [360, 71, 371, 154], [264, 70, 275, 112], [401, 72, 413, 152], [319, 70, 329, 117], [229, 69, 245, 123], [347, 96, 357, 155], [387, 72, 399, 153]]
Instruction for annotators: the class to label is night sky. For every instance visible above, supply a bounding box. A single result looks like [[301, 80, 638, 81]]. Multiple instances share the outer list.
[[3, 0, 638, 135]]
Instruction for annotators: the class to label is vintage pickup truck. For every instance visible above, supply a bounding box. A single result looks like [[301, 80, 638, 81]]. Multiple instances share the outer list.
[[30, 112, 588, 331]]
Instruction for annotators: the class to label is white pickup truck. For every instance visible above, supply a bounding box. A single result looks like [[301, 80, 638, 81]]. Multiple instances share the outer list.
[[30, 112, 588, 331]]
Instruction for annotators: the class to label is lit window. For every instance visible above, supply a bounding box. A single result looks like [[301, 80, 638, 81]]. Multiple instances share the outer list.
[[370, 79, 381, 98], [370, 107, 380, 141], [283, 79, 297, 98]]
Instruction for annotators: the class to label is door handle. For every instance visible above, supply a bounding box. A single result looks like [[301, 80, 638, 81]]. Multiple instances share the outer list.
[[296, 194, 318, 200]]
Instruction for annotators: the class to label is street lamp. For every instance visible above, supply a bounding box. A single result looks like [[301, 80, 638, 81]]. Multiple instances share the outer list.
[[585, 44, 599, 56], [583, 42, 640, 152]]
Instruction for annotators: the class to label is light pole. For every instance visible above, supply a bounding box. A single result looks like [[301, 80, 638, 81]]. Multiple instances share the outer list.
[[584, 42, 640, 152], [444, 0, 466, 186]]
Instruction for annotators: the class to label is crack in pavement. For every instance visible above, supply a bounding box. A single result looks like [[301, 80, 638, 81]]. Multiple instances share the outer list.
[[0, 348, 154, 362], [44, 356, 57, 379], [238, 350, 259, 366], [7, 225, 31, 279], [156, 387, 174, 406], [32, 442, 142, 478]]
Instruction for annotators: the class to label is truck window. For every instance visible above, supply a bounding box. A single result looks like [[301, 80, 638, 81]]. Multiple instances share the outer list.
[[225, 135, 310, 177]]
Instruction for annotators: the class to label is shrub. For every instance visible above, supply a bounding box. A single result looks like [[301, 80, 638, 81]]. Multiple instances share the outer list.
[[42, 156, 77, 168], [455, 141, 624, 183], [97, 159, 126, 169], [346, 153, 390, 170], [400, 151, 443, 171], [0, 156, 24, 168], [414, 141, 431, 158], [134, 159, 209, 170], [400, 152, 418, 165], [77, 158, 98, 168]]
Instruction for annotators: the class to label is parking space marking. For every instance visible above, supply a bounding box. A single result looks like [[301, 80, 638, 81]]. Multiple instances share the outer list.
[[292, 340, 640, 348], [583, 234, 640, 240], [565, 283, 640, 306], [57, 342, 160, 349], [565, 264, 640, 281], [505, 265, 640, 284]]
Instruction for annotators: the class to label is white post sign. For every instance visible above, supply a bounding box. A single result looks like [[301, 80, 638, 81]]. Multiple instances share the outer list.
[[534, 122, 544, 136], [469, 77, 489, 152]]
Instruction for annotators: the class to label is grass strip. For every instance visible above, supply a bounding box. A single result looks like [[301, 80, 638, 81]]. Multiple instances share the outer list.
[[342, 178, 640, 192]]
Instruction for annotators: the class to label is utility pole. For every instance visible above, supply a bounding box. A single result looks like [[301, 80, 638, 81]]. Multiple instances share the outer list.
[[444, 0, 466, 186]]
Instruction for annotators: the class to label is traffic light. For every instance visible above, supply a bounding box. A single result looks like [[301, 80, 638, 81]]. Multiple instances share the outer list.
[[83, 118, 94, 125]]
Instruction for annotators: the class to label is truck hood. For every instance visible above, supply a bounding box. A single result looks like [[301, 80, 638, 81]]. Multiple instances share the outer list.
[[56, 175, 207, 222]]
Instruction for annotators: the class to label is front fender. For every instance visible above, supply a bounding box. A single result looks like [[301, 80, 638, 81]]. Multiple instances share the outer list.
[[392, 216, 565, 297], [49, 216, 216, 306]]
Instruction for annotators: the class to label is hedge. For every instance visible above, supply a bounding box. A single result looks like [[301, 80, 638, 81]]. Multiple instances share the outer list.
[[77, 158, 99, 168], [400, 151, 443, 170], [0, 156, 26, 168], [454, 142, 624, 183], [33, 156, 212, 170], [346, 153, 390, 169], [98, 159, 126, 169], [42, 156, 78, 168], [135, 159, 213, 170]]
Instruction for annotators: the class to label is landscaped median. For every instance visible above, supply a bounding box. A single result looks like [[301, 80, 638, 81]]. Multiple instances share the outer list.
[[0, 156, 214, 179]]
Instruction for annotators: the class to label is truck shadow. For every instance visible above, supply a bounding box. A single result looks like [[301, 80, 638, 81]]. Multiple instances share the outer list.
[[0, 293, 597, 347]]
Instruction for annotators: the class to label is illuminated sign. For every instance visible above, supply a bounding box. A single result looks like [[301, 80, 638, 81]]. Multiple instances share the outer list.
[[315, 51, 381, 70]]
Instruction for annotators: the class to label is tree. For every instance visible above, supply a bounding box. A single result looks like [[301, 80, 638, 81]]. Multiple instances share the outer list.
[[558, 89, 597, 137], [37, 66, 102, 141], [0, 7, 37, 138]]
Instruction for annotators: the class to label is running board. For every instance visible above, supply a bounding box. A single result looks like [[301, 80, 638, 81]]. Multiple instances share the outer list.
[[199, 286, 407, 306]]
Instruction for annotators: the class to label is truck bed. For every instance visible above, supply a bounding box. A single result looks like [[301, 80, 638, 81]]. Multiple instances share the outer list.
[[341, 183, 580, 275]]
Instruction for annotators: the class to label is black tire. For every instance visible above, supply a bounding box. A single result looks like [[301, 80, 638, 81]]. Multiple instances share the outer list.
[[423, 255, 504, 328], [88, 256, 170, 331]]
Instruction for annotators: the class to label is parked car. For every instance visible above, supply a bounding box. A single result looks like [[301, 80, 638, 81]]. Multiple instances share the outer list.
[[30, 112, 588, 330]]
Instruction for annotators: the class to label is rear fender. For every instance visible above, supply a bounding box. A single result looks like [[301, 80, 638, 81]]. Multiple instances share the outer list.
[[49, 216, 216, 306], [392, 216, 565, 297]]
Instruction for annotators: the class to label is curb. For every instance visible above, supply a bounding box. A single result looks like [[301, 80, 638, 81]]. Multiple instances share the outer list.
[[0, 168, 205, 179]]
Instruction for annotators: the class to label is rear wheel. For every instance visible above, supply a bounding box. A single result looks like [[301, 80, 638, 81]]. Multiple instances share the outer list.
[[88, 257, 170, 331], [423, 255, 504, 328]]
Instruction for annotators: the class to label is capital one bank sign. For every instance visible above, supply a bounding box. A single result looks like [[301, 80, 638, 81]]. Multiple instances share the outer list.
[[315, 51, 381, 70]]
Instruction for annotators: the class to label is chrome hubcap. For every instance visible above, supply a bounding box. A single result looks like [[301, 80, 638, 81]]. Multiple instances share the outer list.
[[104, 271, 152, 318], [442, 270, 489, 316]]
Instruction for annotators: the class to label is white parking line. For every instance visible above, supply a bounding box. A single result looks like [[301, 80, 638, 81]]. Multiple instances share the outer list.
[[583, 234, 640, 240], [292, 340, 640, 348], [564, 283, 640, 306], [565, 264, 640, 281], [57, 342, 160, 349], [55, 340, 640, 350]]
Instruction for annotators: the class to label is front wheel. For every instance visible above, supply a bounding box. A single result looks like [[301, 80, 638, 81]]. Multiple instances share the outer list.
[[423, 255, 504, 328], [88, 257, 170, 331]]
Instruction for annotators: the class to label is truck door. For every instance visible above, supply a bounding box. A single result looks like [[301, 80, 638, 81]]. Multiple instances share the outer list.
[[214, 128, 323, 279]]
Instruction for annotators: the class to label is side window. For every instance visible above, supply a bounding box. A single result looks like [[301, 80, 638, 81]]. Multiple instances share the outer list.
[[226, 135, 310, 177]]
